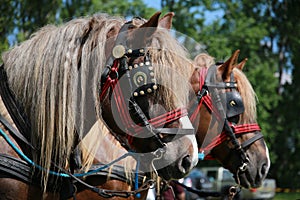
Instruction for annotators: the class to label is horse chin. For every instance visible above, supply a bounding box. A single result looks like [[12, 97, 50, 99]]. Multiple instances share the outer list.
[[234, 169, 264, 189], [152, 157, 191, 180], [156, 166, 187, 181], [237, 152, 270, 188], [234, 173, 251, 189]]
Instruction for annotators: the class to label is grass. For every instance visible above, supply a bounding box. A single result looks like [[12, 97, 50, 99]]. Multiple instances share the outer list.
[[274, 192, 300, 200]]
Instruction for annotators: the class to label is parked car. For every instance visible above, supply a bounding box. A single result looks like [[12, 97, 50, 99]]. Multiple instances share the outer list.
[[200, 167, 276, 200], [184, 168, 213, 200]]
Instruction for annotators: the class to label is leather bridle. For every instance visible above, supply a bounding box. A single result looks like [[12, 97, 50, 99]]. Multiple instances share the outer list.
[[190, 65, 264, 171], [100, 19, 194, 152]]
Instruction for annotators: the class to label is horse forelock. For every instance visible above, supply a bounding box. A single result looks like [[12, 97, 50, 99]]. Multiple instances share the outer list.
[[1, 14, 126, 189], [149, 29, 194, 110]]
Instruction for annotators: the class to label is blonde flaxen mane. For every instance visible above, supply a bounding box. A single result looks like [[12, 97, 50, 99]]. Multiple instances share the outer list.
[[1, 13, 194, 189]]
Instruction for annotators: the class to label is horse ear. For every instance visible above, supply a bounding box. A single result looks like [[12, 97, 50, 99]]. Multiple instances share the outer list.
[[158, 12, 174, 29], [236, 58, 248, 70], [129, 11, 161, 48], [139, 11, 161, 35], [218, 49, 240, 80]]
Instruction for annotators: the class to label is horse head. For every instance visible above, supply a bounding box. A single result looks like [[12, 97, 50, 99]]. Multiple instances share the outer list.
[[190, 50, 270, 188], [99, 12, 198, 180]]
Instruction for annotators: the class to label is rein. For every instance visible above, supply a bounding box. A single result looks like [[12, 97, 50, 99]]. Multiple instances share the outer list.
[[190, 66, 264, 170]]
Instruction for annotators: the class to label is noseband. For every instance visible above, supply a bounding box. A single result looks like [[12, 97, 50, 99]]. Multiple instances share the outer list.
[[190, 65, 263, 171], [100, 20, 194, 152]]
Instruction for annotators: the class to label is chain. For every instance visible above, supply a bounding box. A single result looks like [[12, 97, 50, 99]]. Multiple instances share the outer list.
[[228, 186, 238, 200], [91, 179, 154, 198]]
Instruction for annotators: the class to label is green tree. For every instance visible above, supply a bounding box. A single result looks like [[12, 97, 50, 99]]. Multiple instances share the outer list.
[[89, 0, 156, 18], [270, 0, 300, 188], [0, 0, 155, 55]]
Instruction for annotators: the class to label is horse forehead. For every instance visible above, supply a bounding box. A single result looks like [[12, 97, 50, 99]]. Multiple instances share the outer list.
[[132, 17, 147, 26]]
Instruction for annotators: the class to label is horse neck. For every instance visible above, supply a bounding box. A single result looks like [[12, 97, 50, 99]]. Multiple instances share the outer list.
[[80, 120, 136, 172]]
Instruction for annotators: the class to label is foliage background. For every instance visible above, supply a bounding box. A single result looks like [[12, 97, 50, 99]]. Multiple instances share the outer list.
[[1, 0, 299, 189]]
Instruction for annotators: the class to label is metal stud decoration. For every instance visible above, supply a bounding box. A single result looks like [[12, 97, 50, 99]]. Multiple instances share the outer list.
[[112, 45, 126, 58]]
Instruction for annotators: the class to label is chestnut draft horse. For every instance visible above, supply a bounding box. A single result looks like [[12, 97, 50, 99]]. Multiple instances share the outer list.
[[190, 50, 270, 190], [72, 51, 271, 200], [0, 12, 199, 199]]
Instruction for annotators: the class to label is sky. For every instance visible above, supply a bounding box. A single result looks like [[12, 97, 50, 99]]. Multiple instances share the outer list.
[[143, 0, 224, 25], [143, 0, 161, 10]]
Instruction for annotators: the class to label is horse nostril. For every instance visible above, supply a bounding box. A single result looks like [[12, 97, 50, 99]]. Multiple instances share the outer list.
[[261, 163, 268, 177], [179, 155, 192, 174]]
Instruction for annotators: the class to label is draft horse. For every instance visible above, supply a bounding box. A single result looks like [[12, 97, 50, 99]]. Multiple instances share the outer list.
[[0, 12, 198, 199], [74, 50, 271, 200], [190, 50, 270, 189]]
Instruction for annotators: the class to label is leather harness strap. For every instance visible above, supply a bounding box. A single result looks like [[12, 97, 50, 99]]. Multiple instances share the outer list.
[[87, 163, 146, 185], [0, 154, 33, 183], [0, 154, 77, 199], [0, 153, 146, 189]]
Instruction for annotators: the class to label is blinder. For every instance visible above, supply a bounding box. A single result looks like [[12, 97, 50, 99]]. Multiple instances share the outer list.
[[225, 90, 244, 123], [204, 65, 244, 123]]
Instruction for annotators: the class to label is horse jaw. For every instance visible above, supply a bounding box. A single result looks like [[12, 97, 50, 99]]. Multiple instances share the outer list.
[[151, 116, 198, 180], [213, 138, 270, 189], [153, 133, 198, 180], [235, 140, 271, 188]]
